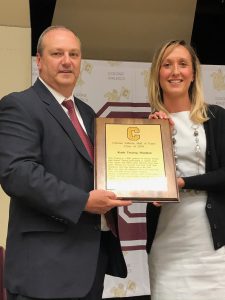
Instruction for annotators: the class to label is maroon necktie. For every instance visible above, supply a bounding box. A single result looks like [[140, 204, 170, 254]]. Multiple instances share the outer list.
[[62, 100, 116, 235], [62, 100, 94, 161]]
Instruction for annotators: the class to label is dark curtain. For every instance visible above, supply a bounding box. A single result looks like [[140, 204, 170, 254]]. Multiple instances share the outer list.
[[29, 0, 57, 55]]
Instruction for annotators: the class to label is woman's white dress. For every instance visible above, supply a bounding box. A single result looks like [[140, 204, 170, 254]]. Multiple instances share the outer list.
[[148, 111, 225, 300]]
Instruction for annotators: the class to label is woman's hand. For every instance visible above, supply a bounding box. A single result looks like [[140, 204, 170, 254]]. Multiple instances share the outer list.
[[152, 201, 162, 207], [177, 177, 185, 189], [149, 111, 174, 127]]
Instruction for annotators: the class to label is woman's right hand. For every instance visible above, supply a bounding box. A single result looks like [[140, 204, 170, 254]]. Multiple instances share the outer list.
[[152, 201, 162, 207], [149, 111, 174, 127]]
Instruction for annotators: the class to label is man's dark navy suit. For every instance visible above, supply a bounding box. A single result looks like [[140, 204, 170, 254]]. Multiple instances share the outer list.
[[0, 79, 127, 299]]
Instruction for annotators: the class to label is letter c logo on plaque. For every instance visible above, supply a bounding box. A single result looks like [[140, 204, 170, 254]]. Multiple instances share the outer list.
[[127, 127, 140, 141]]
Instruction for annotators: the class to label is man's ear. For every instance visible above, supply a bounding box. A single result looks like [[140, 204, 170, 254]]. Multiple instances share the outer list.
[[36, 53, 41, 70]]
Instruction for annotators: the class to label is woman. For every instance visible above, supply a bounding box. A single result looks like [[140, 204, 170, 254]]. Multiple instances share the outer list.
[[146, 40, 225, 300]]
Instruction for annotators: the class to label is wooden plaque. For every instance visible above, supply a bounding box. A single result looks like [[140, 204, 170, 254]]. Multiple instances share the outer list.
[[94, 118, 179, 202]]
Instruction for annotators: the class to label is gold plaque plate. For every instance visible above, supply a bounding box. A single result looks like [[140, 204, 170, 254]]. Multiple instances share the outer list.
[[94, 118, 179, 202]]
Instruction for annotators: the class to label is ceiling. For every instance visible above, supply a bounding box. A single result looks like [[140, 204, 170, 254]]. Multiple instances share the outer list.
[[30, 0, 225, 65]]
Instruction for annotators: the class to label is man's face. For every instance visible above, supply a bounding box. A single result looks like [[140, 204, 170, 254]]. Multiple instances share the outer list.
[[36, 29, 81, 97]]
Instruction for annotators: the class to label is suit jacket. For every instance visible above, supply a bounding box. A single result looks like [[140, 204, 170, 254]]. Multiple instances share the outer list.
[[0, 79, 127, 299]]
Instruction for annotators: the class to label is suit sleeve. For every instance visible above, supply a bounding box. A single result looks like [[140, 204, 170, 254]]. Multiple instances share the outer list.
[[0, 94, 89, 224]]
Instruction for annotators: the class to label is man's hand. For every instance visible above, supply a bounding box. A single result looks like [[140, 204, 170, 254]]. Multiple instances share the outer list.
[[84, 189, 132, 214]]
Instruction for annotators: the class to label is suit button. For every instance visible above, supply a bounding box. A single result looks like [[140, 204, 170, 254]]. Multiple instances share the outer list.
[[213, 223, 217, 229], [217, 241, 221, 248], [207, 203, 212, 209], [94, 225, 101, 231]]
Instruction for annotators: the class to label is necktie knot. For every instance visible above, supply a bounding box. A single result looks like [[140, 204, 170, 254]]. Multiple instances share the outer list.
[[62, 99, 74, 111]]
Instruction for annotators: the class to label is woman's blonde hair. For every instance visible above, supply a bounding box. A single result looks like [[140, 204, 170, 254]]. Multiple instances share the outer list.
[[148, 40, 208, 123]]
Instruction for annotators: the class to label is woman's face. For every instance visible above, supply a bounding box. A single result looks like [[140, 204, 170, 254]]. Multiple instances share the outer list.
[[159, 45, 194, 98]]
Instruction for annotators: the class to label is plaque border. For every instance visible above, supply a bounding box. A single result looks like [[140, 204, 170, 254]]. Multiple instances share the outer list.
[[94, 118, 179, 202]]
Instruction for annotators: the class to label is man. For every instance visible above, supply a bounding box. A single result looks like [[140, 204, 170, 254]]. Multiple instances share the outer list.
[[0, 25, 132, 300]]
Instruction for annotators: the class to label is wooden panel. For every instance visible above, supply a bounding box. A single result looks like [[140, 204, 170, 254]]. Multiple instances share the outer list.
[[53, 0, 197, 62]]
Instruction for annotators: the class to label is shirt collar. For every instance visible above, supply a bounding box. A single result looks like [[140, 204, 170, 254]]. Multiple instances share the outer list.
[[39, 77, 74, 105]]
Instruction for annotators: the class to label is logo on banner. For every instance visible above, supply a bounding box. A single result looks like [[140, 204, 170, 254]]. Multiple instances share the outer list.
[[77, 61, 93, 86], [211, 68, 225, 91], [110, 280, 137, 297], [104, 87, 130, 102]]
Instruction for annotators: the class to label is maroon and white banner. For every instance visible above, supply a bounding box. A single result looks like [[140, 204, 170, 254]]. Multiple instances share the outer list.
[[32, 58, 225, 298]]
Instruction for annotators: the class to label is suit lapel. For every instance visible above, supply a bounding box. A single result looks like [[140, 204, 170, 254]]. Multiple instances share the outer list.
[[32, 79, 93, 164], [75, 97, 94, 145]]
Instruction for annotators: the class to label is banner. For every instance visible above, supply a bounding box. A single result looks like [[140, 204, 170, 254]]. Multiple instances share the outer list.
[[32, 58, 225, 298]]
